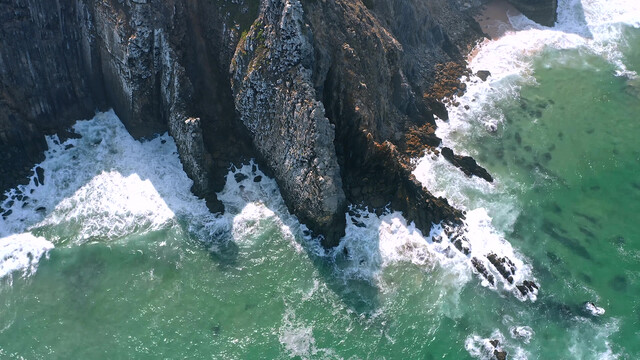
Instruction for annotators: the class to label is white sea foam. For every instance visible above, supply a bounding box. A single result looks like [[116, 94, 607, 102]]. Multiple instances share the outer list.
[[333, 205, 536, 301], [0, 111, 234, 279], [278, 309, 337, 359], [279, 313, 316, 359], [216, 162, 319, 255], [509, 325, 535, 344], [439, 0, 640, 148], [0, 233, 53, 280], [412, 0, 640, 304], [333, 208, 464, 284], [1, 110, 228, 244], [0, 111, 323, 280], [568, 318, 621, 360], [584, 302, 606, 316]]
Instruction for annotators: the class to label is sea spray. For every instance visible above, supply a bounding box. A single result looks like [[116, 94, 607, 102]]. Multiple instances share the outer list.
[[0, 233, 53, 281], [0, 111, 229, 278], [335, 205, 538, 301]]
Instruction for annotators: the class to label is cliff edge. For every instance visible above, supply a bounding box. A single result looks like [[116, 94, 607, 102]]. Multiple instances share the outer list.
[[0, 0, 557, 248]]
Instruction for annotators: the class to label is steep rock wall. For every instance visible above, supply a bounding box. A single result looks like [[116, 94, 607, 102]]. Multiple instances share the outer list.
[[231, 0, 347, 246], [231, 0, 482, 245], [1, 0, 539, 247], [0, 0, 101, 192]]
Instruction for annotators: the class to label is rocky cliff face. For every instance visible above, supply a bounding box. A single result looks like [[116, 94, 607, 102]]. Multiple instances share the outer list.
[[230, 0, 487, 244], [231, 0, 347, 245], [0, 0, 100, 192], [0, 0, 556, 247], [0, 0, 257, 207]]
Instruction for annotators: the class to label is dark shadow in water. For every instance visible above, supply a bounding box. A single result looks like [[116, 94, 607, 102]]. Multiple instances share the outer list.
[[300, 237, 382, 316], [207, 239, 240, 269], [211, 163, 382, 316]]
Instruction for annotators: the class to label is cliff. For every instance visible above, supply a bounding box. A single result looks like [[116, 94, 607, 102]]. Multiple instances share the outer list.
[[0, 0, 557, 247]]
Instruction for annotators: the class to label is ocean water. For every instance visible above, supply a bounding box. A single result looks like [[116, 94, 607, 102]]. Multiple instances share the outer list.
[[1, 0, 639, 358]]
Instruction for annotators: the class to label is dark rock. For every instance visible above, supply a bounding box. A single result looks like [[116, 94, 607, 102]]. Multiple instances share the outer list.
[[494, 349, 507, 360], [477, 70, 491, 81], [211, 325, 221, 336], [253, 175, 262, 183], [486, 252, 517, 283], [441, 147, 493, 182], [35, 166, 45, 186], [234, 173, 249, 183], [516, 284, 528, 296], [471, 257, 495, 285]]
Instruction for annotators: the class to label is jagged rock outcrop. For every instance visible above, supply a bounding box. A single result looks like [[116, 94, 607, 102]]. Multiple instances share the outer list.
[[231, 0, 347, 246], [507, 0, 558, 27], [1, 0, 518, 247], [441, 147, 494, 182], [230, 0, 484, 245]]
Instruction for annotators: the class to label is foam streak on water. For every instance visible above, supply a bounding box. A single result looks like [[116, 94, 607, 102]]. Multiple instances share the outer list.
[[0, 110, 228, 278]]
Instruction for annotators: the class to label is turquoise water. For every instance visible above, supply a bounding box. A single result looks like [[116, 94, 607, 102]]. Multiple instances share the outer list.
[[2, 4, 640, 360]]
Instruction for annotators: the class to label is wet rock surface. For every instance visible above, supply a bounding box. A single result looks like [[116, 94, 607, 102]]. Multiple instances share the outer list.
[[442, 147, 494, 182]]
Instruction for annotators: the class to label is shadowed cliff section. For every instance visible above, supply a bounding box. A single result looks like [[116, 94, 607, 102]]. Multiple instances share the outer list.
[[0, 0, 260, 213], [0, 1, 104, 193]]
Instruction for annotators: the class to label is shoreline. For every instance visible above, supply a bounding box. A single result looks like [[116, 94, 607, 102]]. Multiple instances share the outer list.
[[466, 0, 522, 64]]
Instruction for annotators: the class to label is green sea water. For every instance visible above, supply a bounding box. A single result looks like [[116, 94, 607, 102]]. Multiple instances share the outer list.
[[1, 12, 640, 360]]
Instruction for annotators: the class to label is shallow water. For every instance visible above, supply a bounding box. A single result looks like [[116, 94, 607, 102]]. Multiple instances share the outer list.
[[1, 0, 640, 358]]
